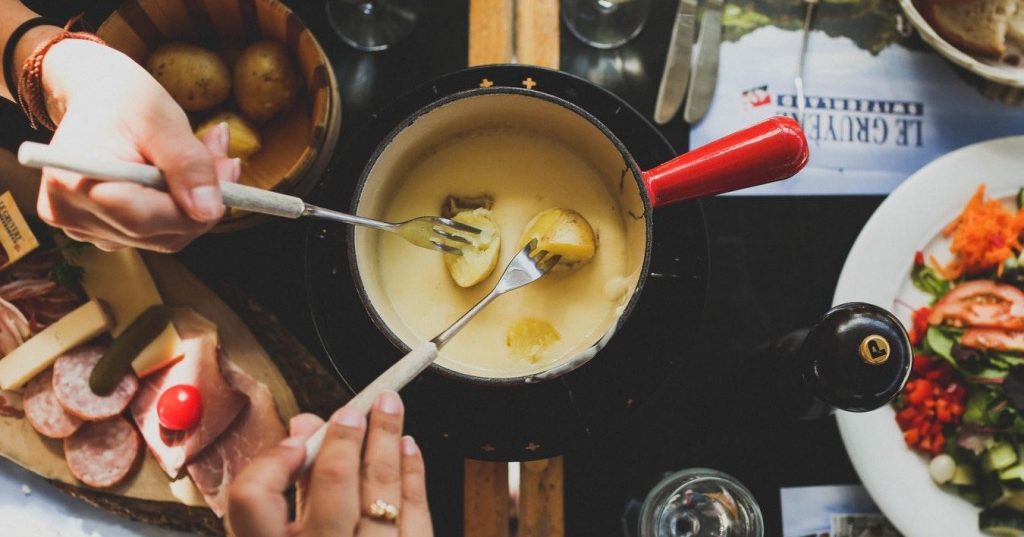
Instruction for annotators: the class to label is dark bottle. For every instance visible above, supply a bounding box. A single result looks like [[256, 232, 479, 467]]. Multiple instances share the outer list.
[[770, 302, 913, 419]]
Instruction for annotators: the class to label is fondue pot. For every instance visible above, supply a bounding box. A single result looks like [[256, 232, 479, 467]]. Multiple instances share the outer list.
[[305, 66, 803, 460], [347, 89, 807, 383]]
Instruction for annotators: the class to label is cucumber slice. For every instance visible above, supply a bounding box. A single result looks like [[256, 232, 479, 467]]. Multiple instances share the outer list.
[[89, 305, 171, 395], [985, 443, 1020, 473], [1002, 465, 1024, 482], [954, 464, 978, 486], [980, 506, 1024, 536]]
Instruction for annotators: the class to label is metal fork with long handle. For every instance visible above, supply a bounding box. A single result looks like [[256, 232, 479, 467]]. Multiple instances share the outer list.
[[16, 142, 479, 255], [301, 240, 560, 471]]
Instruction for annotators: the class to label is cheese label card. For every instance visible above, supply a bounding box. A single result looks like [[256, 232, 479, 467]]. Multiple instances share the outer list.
[[0, 191, 38, 270], [689, 12, 1024, 195]]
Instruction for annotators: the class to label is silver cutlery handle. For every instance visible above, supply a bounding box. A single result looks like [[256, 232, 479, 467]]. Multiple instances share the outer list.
[[683, 2, 723, 124], [17, 142, 306, 219], [301, 341, 439, 473]]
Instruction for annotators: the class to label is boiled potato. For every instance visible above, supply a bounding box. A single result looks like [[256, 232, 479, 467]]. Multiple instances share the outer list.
[[441, 194, 494, 218], [233, 41, 299, 122], [517, 208, 596, 271], [146, 43, 230, 112], [506, 318, 560, 363], [195, 112, 262, 159], [444, 208, 500, 288]]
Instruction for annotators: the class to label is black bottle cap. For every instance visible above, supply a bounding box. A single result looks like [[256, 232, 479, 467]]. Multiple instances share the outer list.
[[800, 302, 912, 412]]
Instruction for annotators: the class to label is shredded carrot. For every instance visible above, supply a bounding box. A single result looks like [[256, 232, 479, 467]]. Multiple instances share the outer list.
[[936, 184, 1024, 276], [930, 254, 963, 280], [941, 214, 962, 237]]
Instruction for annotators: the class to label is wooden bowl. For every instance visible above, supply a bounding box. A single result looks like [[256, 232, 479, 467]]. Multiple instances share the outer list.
[[97, 0, 341, 231]]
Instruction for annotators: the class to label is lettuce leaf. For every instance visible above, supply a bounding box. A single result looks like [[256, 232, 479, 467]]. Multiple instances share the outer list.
[[912, 264, 952, 303]]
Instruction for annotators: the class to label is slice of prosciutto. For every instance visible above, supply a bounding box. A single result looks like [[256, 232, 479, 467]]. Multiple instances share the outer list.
[[0, 297, 30, 356], [0, 279, 56, 302], [928, 280, 1024, 330], [0, 389, 22, 418], [962, 328, 1024, 352], [130, 309, 248, 478], [186, 359, 286, 517]]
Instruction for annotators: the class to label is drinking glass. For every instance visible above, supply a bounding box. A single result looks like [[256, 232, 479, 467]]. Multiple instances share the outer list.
[[562, 0, 651, 49], [325, 0, 420, 52], [638, 468, 764, 537]]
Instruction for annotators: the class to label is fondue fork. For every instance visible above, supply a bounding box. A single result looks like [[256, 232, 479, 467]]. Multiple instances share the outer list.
[[17, 142, 480, 256], [301, 240, 560, 472]]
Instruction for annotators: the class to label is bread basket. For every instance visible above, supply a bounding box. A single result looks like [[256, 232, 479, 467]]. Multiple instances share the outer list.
[[899, 0, 1024, 89]]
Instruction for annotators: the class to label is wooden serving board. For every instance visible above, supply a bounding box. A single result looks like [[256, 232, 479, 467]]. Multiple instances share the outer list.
[[0, 253, 348, 535], [464, 2, 564, 536]]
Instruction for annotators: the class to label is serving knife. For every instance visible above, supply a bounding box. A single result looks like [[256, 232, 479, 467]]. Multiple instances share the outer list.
[[683, 0, 724, 124], [653, 0, 698, 124]]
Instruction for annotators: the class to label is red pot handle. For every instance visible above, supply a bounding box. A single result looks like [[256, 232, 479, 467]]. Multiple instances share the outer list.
[[641, 116, 809, 207]]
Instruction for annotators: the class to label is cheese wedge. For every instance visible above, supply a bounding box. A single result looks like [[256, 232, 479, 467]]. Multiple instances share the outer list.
[[0, 299, 111, 390], [68, 247, 163, 336], [169, 476, 209, 508], [131, 322, 185, 378]]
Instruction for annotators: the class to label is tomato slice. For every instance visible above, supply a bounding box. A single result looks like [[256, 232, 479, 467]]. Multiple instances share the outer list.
[[157, 384, 203, 431], [927, 280, 1024, 330], [962, 328, 1024, 351]]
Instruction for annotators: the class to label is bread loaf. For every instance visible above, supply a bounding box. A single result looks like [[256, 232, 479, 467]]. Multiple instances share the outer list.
[[919, 0, 1022, 57], [1008, 6, 1024, 43]]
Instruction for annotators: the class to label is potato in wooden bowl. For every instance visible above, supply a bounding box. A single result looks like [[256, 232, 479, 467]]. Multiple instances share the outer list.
[[97, 0, 341, 231]]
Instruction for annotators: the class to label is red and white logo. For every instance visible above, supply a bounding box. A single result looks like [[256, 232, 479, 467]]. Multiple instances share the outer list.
[[742, 85, 771, 108]]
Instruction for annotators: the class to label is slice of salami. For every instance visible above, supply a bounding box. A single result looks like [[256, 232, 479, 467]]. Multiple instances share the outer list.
[[24, 368, 82, 439], [53, 346, 138, 421], [64, 416, 140, 488]]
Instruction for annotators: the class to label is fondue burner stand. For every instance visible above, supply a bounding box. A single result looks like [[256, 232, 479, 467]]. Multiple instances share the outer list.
[[304, 66, 709, 461]]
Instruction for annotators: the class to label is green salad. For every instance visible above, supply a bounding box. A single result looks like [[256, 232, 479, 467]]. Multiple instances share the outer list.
[[895, 185, 1024, 535]]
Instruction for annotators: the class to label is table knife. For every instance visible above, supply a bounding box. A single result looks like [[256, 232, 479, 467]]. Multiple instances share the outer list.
[[683, 0, 724, 124], [653, 0, 698, 125]]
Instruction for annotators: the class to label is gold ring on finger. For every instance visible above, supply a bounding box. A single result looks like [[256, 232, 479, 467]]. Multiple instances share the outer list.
[[365, 499, 399, 523]]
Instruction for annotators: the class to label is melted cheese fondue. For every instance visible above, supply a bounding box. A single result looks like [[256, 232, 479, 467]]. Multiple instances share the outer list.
[[375, 127, 632, 379]]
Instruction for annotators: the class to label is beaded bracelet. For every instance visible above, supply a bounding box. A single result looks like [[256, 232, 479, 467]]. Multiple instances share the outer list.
[[3, 17, 61, 101], [16, 17, 106, 131]]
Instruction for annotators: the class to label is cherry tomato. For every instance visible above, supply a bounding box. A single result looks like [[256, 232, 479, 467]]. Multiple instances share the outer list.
[[157, 385, 203, 431]]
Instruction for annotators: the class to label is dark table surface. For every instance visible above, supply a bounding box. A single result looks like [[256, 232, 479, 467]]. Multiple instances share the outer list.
[[1, 1, 895, 535]]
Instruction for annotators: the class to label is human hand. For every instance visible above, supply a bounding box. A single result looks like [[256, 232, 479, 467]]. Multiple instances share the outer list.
[[35, 39, 238, 252], [227, 391, 433, 537]]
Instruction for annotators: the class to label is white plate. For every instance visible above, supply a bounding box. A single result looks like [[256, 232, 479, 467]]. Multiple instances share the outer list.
[[898, 0, 1024, 88], [833, 136, 1024, 537]]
